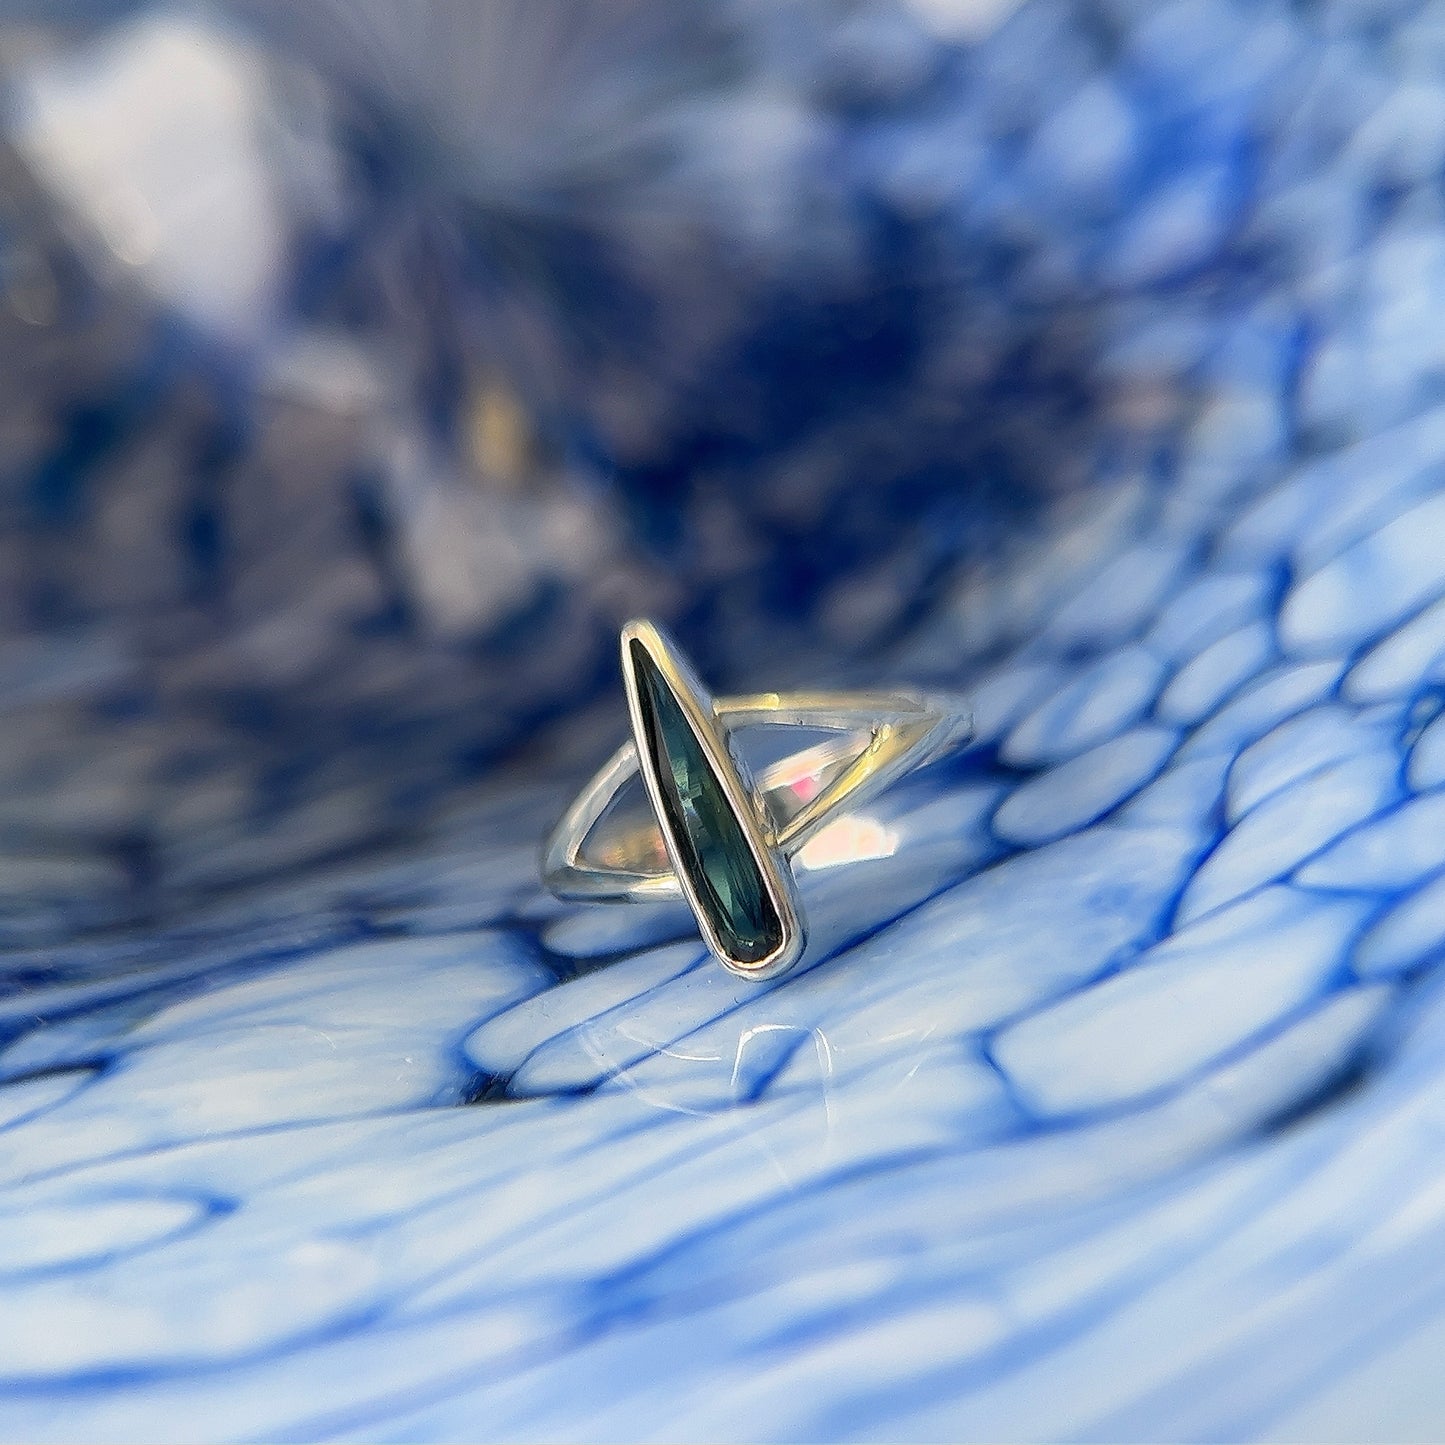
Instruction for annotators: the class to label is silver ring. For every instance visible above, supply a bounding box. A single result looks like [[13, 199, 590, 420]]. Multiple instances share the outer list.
[[543, 620, 973, 981]]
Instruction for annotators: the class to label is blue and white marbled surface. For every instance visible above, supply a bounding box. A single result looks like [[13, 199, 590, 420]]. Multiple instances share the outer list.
[[3, 0, 1445, 1438]]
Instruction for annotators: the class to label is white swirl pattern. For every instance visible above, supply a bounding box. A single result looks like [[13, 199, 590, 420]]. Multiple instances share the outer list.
[[1, 0, 1445, 1439]]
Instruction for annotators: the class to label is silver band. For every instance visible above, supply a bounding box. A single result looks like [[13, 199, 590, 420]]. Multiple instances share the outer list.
[[544, 690, 972, 901], [542, 622, 972, 979]]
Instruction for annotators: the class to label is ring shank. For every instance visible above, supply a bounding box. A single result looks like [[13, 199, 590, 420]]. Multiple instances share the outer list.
[[544, 688, 971, 903], [578, 734, 865, 877]]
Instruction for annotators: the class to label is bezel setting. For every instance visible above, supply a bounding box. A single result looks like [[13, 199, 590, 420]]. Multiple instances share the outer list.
[[541, 619, 974, 982], [621, 619, 804, 979]]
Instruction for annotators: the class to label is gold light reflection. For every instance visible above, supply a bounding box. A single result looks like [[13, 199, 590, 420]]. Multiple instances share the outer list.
[[589, 824, 669, 873], [468, 378, 535, 488]]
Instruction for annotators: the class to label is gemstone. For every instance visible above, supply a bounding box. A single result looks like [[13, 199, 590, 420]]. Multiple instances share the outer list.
[[629, 639, 784, 965]]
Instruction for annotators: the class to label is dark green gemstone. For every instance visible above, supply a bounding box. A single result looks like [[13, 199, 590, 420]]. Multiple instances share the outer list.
[[630, 640, 784, 965]]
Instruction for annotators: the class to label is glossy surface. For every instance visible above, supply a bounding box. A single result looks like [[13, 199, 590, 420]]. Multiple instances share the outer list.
[[629, 638, 784, 965], [3, 1, 1445, 1441]]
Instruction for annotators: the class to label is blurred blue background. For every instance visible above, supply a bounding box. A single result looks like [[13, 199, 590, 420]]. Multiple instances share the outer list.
[[0, 0, 1236, 907], [3, 2, 1445, 1440]]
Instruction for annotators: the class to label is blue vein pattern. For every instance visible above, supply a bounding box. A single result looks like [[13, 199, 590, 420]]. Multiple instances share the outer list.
[[4, 0, 1445, 1439]]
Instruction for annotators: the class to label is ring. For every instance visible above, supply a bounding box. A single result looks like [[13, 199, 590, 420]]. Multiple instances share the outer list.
[[543, 620, 973, 980]]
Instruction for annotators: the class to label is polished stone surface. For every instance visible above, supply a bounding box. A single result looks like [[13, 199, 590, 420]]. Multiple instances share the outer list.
[[629, 639, 784, 967]]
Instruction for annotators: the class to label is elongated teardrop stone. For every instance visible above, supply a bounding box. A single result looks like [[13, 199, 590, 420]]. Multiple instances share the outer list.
[[630, 639, 784, 965]]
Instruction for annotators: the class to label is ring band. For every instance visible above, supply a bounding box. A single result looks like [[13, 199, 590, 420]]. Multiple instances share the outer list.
[[543, 620, 973, 980]]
